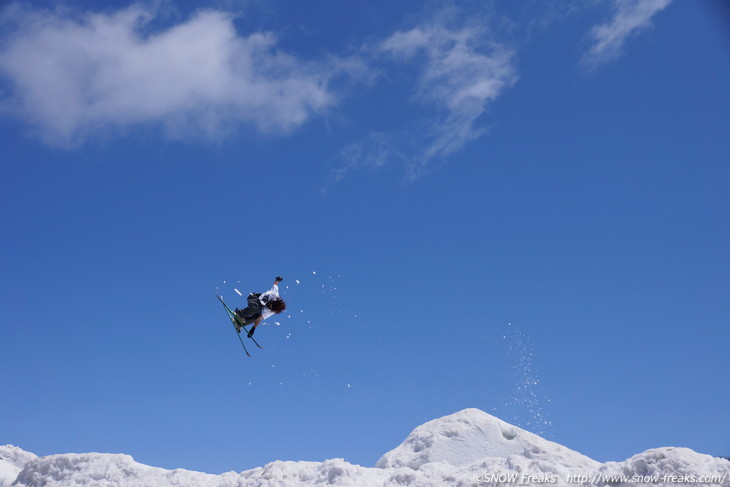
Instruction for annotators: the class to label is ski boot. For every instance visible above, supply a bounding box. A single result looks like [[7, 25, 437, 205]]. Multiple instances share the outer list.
[[232, 310, 244, 333]]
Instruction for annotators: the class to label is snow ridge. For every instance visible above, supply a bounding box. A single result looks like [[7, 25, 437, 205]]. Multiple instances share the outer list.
[[3, 409, 729, 487], [0, 445, 37, 487], [375, 408, 597, 471]]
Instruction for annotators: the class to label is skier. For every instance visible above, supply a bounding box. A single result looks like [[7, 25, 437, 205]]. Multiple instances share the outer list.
[[235, 276, 287, 337]]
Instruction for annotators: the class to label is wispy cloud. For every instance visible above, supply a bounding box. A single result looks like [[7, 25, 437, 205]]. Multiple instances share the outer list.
[[0, 4, 351, 146], [583, 0, 672, 69], [333, 16, 517, 182], [380, 24, 516, 164], [330, 132, 402, 183]]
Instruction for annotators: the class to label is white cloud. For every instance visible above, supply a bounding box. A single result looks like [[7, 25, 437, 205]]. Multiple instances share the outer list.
[[583, 0, 672, 68], [379, 22, 516, 179], [329, 20, 516, 183], [330, 132, 404, 183], [0, 4, 344, 145]]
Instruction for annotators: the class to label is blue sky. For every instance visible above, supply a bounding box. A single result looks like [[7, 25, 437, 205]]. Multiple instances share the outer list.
[[1, 0, 729, 475]]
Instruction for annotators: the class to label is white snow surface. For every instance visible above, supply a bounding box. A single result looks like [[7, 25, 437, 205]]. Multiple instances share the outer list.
[[0, 445, 37, 487], [3, 409, 729, 487], [376, 408, 598, 471]]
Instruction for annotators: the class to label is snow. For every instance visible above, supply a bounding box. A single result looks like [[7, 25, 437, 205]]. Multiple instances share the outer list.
[[375, 408, 597, 472], [0, 445, 36, 487], [597, 448, 730, 486], [3, 409, 729, 487]]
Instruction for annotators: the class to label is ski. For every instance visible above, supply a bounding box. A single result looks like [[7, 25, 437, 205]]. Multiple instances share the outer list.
[[217, 294, 250, 357], [216, 295, 264, 351], [248, 330, 264, 349]]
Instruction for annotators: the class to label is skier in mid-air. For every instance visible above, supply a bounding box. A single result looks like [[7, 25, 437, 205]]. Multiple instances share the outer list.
[[234, 276, 287, 338]]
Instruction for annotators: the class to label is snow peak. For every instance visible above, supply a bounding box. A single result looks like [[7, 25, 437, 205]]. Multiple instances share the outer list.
[[474, 472, 558, 484]]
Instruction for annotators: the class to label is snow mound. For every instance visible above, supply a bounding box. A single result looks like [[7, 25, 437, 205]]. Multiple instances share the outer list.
[[5, 410, 729, 487], [14, 452, 238, 487], [598, 447, 730, 486], [0, 445, 37, 487], [13, 454, 393, 487], [376, 408, 598, 471]]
